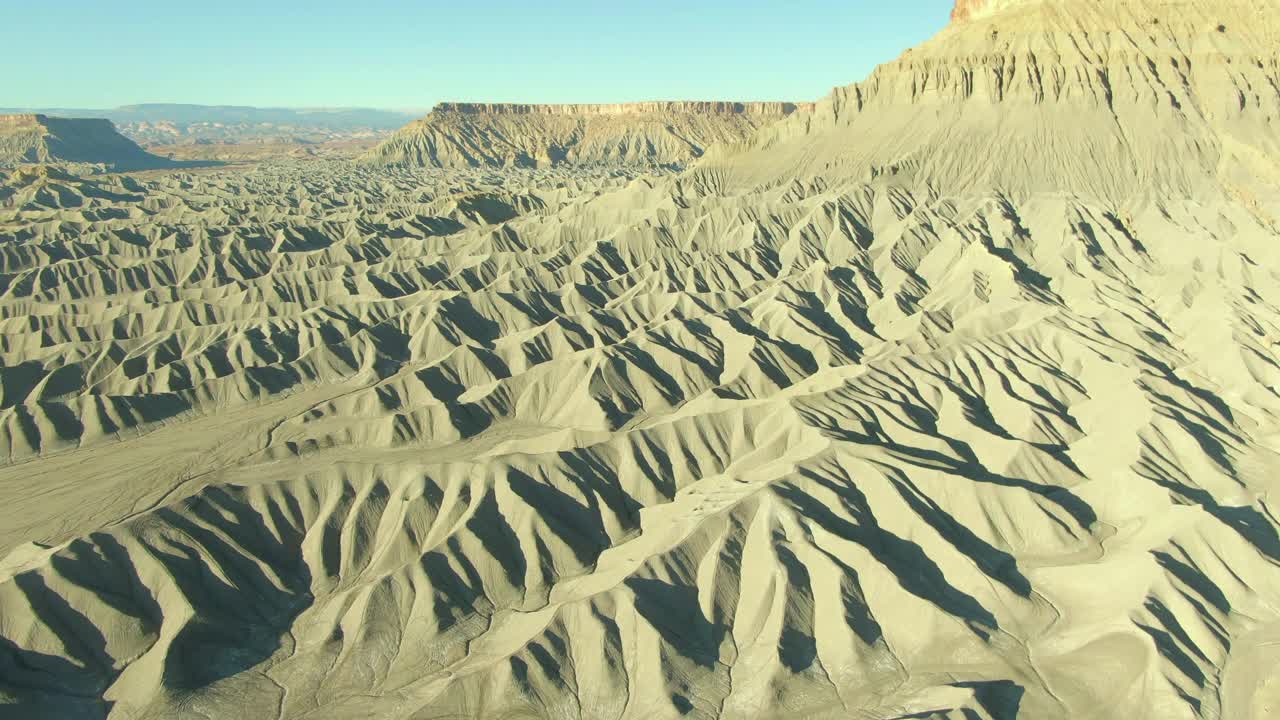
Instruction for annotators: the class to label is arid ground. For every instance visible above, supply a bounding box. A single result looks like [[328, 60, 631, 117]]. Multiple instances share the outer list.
[[1, 1, 1279, 718]]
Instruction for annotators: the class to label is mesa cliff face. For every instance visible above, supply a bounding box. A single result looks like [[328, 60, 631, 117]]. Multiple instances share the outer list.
[[709, 0, 1280, 204], [366, 101, 813, 168], [433, 101, 811, 116], [0, 113, 172, 170]]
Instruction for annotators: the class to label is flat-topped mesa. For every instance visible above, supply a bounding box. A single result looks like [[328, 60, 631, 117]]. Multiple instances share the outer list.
[[369, 100, 814, 169], [0, 114, 50, 129], [0, 114, 120, 132], [0, 114, 173, 170], [432, 101, 814, 117]]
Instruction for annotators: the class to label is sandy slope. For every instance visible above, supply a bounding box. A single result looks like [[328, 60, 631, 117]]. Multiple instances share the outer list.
[[704, 0, 1280, 204], [1, 1, 1279, 719]]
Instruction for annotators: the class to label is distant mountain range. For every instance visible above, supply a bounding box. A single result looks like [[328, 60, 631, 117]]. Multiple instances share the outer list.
[[0, 104, 418, 146]]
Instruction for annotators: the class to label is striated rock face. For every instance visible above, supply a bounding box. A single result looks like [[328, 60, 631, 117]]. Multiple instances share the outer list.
[[366, 101, 813, 168], [434, 101, 813, 116], [0, 113, 172, 170], [709, 0, 1280, 205]]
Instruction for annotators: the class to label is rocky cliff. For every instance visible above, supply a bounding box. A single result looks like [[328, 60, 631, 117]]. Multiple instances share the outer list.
[[366, 101, 813, 169], [0, 113, 172, 170], [432, 101, 811, 116]]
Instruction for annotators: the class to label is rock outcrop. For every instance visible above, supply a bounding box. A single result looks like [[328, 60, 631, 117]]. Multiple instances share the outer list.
[[949, 0, 1027, 23], [706, 0, 1280, 205], [0, 114, 172, 171], [366, 101, 813, 169]]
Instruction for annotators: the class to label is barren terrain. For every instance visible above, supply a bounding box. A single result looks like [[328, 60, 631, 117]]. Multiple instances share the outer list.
[[368, 102, 812, 169], [1, 1, 1278, 719]]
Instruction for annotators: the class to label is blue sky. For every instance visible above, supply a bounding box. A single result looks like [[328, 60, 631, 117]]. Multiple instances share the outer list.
[[13, 1, 954, 109]]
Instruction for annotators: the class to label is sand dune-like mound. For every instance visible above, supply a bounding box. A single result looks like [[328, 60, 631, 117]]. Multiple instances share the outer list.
[[1, 1, 1279, 719], [366, 101, 813, 169], [0, 114, 174, 171]]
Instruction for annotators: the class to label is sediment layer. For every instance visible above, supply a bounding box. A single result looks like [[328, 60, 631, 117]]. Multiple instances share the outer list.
[[367, 100, 812, 168]]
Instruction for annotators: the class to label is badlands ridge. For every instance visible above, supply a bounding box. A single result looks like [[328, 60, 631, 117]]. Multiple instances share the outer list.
[[366, 101, 812, 169], [1, 0, 1280, 719]]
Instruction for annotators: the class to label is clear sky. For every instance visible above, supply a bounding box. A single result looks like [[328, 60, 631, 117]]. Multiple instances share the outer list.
[[13, 1, 954, 110]]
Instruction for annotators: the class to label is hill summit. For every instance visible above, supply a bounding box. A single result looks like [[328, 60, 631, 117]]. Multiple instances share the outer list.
[[950, 0, 1027, 23]]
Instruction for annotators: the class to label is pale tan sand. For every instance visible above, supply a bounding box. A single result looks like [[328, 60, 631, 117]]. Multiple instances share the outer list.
[[1, 1, 1280, 718]]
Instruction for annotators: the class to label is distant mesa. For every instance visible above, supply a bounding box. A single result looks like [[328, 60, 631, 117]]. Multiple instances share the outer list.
[[433, 101, 813, 116], [0, 113, 176, 171], [0, 105, 417, 162], [95, 104, 415, 148], [366, 100, 815, 169]]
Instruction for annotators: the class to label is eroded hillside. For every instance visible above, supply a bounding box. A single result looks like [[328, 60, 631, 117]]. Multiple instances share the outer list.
[[0, 114, 173, 171], [1, 1, 1279, 719], [367, 101, 812, 169]]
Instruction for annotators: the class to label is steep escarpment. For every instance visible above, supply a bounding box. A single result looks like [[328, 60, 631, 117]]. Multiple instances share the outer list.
[[0, 114, 173, 171], [708, 0, 1280, 204], [366, 101, 812, 168]]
